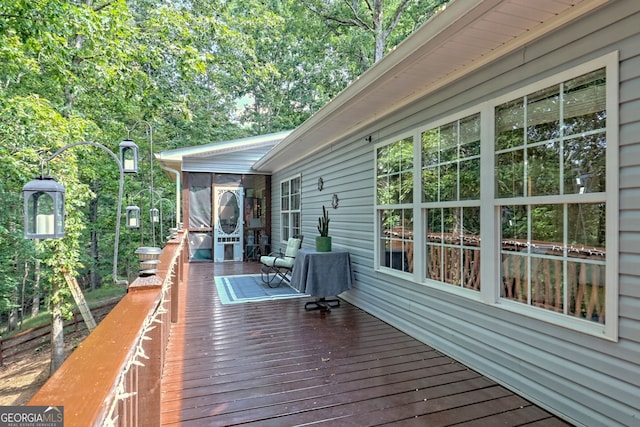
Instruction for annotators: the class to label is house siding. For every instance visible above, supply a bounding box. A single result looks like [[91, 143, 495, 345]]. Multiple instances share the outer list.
[[269, 2, 640, 426]]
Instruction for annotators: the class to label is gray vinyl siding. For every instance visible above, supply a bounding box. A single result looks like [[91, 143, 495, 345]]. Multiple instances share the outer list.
[[270, 2, 640, 426], [182, 145, 275, 174]]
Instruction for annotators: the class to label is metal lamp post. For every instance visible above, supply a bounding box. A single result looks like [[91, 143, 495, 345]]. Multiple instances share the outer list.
[[123, 120, 157, 246], [23, 141, 139, 285]]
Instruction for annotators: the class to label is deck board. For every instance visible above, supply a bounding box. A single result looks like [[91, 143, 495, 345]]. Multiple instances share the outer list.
[[160, 262, 570, 426]]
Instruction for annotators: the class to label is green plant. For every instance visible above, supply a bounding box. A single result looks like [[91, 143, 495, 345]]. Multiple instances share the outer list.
[[317, 205, 330, 237]]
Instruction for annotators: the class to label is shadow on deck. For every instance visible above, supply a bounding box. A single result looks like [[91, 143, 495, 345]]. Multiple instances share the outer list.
[[161, 261, 570, 426]]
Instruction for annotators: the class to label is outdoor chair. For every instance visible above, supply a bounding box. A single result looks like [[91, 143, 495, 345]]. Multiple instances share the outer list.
[[260, 235, 303, 288]]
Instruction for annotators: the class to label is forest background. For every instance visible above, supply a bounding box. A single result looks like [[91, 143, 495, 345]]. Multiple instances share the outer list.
[[0, 0, 447, 372]]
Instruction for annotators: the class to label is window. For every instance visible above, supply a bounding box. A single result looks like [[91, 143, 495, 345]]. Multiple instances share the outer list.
[[280, 175, 301, 241], [374, 53, 618, 339], [376, 137, 414, 273], [422, 114, 481, 291], [496, 68, 608, 325]]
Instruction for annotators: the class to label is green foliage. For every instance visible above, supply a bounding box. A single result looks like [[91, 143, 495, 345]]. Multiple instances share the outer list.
[[1, 0, 441, 332]]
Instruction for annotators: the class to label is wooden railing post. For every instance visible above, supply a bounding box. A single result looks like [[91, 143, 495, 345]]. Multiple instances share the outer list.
[[128, 275, 163, 426]]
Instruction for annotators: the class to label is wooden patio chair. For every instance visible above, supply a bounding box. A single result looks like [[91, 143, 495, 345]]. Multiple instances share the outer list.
[[260, 235, 303, 288]]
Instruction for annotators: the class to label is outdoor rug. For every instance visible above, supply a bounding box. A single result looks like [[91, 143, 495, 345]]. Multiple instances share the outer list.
[[215, 274, 310, 305]]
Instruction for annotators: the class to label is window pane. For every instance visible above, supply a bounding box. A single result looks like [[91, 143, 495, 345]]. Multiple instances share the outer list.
[[281, 213, 290, 240], [443, 207, 461, 244], [563, 69, 606, 135], [460, 158, 480, 200], [377, 137, 414, 206], [496, 149, 525, 198], [377, 176, 391, 204], [527, 86, 561, 143], [440, 162, 457, 202], [531, 256, 564, 314], [563, 134, 606, 194], [422, 167, 438, 202], [501, 204, 528, 255], [440, 123, 458, 163], [567, 203, 606, 258], [422, 129, 439, 166], [568, 261, 605, 323], [380, 209, 413, 273], [389, 174, 401, 204], [496, 99, 524, 150], [292, 212, 301, 237], [426, 208, 443, 281], [460, 115, 481, 156], [377, 145, 390, 175], [400, 171, 413, 204], [528, 141, 560, 196], [501, 253, 528, 303], [291, 193, 300, 210], [531, 204, 563, 246], [462, 206, 481, 290]]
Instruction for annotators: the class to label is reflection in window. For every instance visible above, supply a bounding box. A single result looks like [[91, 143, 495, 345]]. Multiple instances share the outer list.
[[426, 207, 480, 290], [379, 209, 414, 273], [376, 137, 414, 273], [281, 175, 301, 241], [495, 69, 606, 199], [421, 114, 481, 290], [377, 137, 413, 205], [497, 68, 607, 323]]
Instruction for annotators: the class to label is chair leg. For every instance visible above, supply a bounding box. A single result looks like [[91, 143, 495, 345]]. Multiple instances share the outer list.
[[261, 265, 280, 286], [305, 298, 340, 312]]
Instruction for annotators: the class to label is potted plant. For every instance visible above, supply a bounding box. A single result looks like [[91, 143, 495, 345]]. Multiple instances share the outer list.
[[315, 205, 332, 252]]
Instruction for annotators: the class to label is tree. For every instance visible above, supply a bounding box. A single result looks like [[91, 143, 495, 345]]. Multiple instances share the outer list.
[[303, 0, 451, 71]]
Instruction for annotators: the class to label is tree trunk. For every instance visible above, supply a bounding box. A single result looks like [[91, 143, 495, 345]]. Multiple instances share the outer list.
[[50, 281, 65, 375], [373, 0, 385, 62]]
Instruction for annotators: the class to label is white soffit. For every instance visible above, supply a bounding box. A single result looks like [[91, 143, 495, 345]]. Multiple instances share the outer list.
[[253, 0, 609, 172], [155, 130, 292, 173]]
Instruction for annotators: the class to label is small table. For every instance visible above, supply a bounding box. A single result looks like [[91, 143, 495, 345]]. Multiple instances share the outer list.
[[290, 249, 353, 311]]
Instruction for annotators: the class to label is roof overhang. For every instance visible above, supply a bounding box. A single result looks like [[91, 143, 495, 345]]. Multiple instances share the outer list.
[[155, 130, 292, 177], [253, 0, 609, 173]]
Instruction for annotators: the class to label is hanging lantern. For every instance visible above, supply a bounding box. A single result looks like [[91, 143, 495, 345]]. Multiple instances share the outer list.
[[150, 207, 160, 223], [119, 139, 139, 173], [23, 176, 66, 239], [126, 205, 140, 228]]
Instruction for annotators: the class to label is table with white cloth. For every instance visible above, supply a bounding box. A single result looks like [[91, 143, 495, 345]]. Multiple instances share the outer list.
[[290, 249, 353, 310]]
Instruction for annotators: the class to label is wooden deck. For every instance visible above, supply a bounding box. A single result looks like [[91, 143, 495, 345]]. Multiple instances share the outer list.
[[160, 261, 570, 426]]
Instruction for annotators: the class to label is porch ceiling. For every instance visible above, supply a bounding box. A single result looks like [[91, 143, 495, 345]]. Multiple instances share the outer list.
[[252, 0, 609, 173]]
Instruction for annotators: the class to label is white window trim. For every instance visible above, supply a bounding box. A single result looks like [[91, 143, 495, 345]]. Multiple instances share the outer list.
[[373, 130, 417, 277], [488, 52, 619, 341], [280, 174, 301, 243], [373, 52, 619, 341]]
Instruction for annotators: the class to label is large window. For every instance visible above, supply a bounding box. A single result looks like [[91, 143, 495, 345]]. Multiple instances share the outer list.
[[422, 114, 481, 290], [280, 175, 301, 241], [496, 68, 607, 324], [374, 53, 618, 339], [376, 137, 414, 273]]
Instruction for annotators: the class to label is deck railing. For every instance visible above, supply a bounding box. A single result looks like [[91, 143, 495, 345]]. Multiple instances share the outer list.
[[28, 231, 187, 426], [0, 300, 118, 366]]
